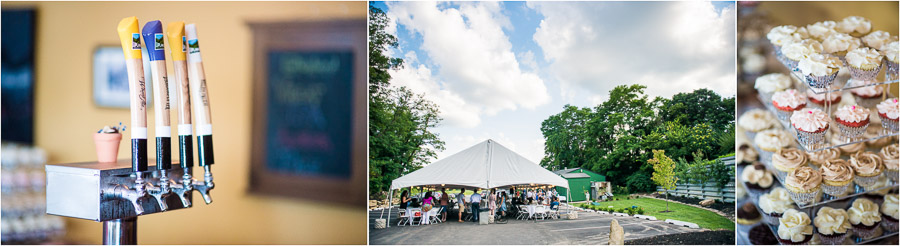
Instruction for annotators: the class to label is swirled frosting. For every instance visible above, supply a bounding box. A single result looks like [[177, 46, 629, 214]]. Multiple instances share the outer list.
[[846, 47, 884, 68], [814, 207, 852, 235], [774, 148, 809, 170], [799, 53, 841, 76], [822, 33, 862, 54], [760, 187, 795, 214], [883, 41, 899, 63], [880, 144, 899, 171], [754, 73, 792, 93], [791, 108, 829, 132], [835, 105, 870, 123], [786, 166, 822, 191], [783, 39, 824, 60], [884, 194, 899, 220], [806, 89, 840, 103], [777, 209, 814, 242], [739, 109, 777, 132], [821, 159, 853, 183], [742, 163, 774, 188], [768, 25, 800, 46], [848, 79, 884, 97], [850, 151, 884, 176], [849, 198, 882, 226], [772, 89, 806, 109], [877, 98, 899, 120], [862, 30, 896, 50], [737, 144, 758, 163], [807, 148, 840, 166], [755, 129, 792, 152], [807, 21, 838, 40], [837, 16, 872, 35]]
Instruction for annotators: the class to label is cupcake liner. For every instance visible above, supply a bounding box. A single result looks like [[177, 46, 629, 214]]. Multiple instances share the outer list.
[[784, 57, 801, 72], [821, 182, 851, 196], [853, 223, 881, 239], [854, 174, 880, 188], [805, 72, 838, 89], [848, 63, 883, 81], [886, 60, 898, 82], [795, 129, 827, 148], [787, 188, 820, 206], [816, 232, 849, 245], [883, 217, 899, 233], [836, 122, 868, 140], [775, 107, 796, 121], [880, 116, 899, 133]]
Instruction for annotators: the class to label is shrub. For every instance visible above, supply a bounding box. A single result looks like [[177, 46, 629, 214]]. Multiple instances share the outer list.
[[617, 208, 625, 213], [625, 172, 655, 192], [638, 207, 645, 215]]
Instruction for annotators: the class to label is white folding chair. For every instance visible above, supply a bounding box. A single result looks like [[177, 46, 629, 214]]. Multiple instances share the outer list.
[[397, 210, 409, 226], [429, 207, 443, 224], [516, 205, 528, 220], [410, 209, 423, 226]]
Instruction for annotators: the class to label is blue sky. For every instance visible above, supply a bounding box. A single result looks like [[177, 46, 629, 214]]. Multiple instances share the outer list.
[[373, 1, 736, 164]]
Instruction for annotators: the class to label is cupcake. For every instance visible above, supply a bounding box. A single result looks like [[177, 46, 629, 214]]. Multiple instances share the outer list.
[[777, 209, 814, 244], [749, 224, 780, 245], [883, 41, 899, 81], [865, 125, 893, 148], [849, 198, 882, 239], [846, 47, 884, 80], [848, 79, 885, 108], [760, 187, 796, 225], [877, 98, 899, 132], [883, 194, 899, 232], [814, 207, 852, 244], [836, 16, 872, 37], [742, 163, 774, 199], [830, 136, 866, 154], [806, 89, 841, 112], [820, 159, 854, 196], [807, 21, 838, 41], [737, 202, 763, 232], [737, 143, 758, 166], [865, 176, 892, 199], [736, 180, 747, 200], [782, 39, 824, 71], [738, 108, 778, 141], [784, 166, 822, 205], [834, 104, 870, 140], [807, 148, 840, 168], [790, 108, 829, 147], [862, 30, 896, 50], [798, 53, 842, 89], [773, 148, 809, 181], [850, 151, 884, 188], [880, 144, 898, 182], [755, 129, 793, 164], [822, 33, 862, 62], [772, 89, 807, 121], [754, 73, 792, 104], [768, 25, 802, 62]]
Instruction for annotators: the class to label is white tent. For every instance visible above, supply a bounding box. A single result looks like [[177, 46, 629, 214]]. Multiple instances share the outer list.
[[381, 139, 570, 226]]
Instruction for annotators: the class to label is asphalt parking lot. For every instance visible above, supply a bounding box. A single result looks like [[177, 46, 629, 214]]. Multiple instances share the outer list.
[[368, 207, 701, 245]]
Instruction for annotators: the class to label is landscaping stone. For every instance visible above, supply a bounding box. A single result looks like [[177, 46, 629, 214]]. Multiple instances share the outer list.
[[664, 219, 700, 229], [699, 199, 715, 207], [374, 219, 386, 229], [612, 212, 629, 217], [633, 215, 657, 220], [598, 211, 610, 215], [609, 219, 624, 245]]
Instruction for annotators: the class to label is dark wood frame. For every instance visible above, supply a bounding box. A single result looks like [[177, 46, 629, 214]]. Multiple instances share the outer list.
[[248, 19, 366, 206]]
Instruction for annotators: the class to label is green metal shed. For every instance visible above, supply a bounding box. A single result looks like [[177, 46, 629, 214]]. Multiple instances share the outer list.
[[553, 168, 607, 202]]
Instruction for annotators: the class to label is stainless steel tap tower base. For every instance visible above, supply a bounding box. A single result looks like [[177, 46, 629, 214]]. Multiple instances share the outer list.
[[103, 217, 137, 245]]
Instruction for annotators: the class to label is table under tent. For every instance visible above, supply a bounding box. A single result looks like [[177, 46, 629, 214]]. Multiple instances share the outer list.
[[379, 139, 571, 227]]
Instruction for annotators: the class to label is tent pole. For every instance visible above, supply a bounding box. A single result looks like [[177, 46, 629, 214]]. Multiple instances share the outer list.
[[385, 188, 393, 227], [567, 187, 571, 214]]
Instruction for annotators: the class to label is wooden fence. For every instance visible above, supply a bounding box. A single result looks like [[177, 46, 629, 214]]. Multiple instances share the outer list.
[[656, 156, 736, 203]]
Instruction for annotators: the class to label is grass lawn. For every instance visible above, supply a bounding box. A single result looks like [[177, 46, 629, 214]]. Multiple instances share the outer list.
[[587, 197, 734, 231]]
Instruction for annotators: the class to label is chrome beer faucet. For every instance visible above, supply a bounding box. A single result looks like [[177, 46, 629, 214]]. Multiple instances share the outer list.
[[102, 173, 151, 215]]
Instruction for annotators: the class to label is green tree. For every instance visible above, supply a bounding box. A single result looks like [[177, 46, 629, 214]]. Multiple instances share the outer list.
[[368, 4, 445, 197], [540, 105, 592, 171], [649, 149, 678, 212]]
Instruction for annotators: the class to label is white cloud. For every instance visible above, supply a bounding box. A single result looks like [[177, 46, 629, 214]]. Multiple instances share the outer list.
[[529, 1, 736, 104], [386, 1, 551, 128]]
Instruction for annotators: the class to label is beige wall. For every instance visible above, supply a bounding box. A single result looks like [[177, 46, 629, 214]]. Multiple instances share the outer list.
[[1, 1, 366, 244]]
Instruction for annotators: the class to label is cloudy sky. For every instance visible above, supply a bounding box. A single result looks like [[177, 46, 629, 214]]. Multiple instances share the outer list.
[[373, 1, 736, 164]]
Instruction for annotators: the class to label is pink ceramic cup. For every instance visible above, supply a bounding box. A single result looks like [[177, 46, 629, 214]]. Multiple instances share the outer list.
[[94, 132, 122, 163]]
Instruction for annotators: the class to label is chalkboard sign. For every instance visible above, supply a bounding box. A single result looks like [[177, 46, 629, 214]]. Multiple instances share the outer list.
[[249, 20, 366, 206], [265, 51, 353, 178]]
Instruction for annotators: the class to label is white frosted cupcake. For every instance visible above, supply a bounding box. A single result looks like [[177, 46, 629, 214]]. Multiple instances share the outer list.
[[737, 143, 759, 166], [883, 41, 899, 81], [822, 32, 862, 63], [849, 198, 882, 239], [784, 166, 822, 206], [790, 108, 829, 147], [739, 108, 778, 140], [783, 39, 824, 71], [836, 16, 872, 37], [760, 187, 796, 225], [814, 207, 853, 244], [754, 129, 793, 164], [768, 25, 802, 62], [862, 30, 897, 50], [819, 159, 854, 196], [883, 194, 899, 232], [754, 73, 792, 103], [772, 89, 807, 121], [850, 151, 884, 188], [798, 53, 842, 89], [877, 98, 899, 132], [846, 47, 884, 80], [834, 104, 870, 140], [742, 163, 774, 199], [848, 79, 885, 108], [807, 21, 838, 41], [777, 209, 814, 245], [880, 144, 898, 182]]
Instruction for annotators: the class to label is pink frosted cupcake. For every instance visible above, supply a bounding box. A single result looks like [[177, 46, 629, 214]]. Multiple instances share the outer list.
[[849, 198, 882, 239], [877, 98, 899, 132], [848, 79, 885, 108], [773, 89, 807, 121], [806, 89, 841, 112], [790, 108, 829, 147], [834, 104, 870, 140]]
